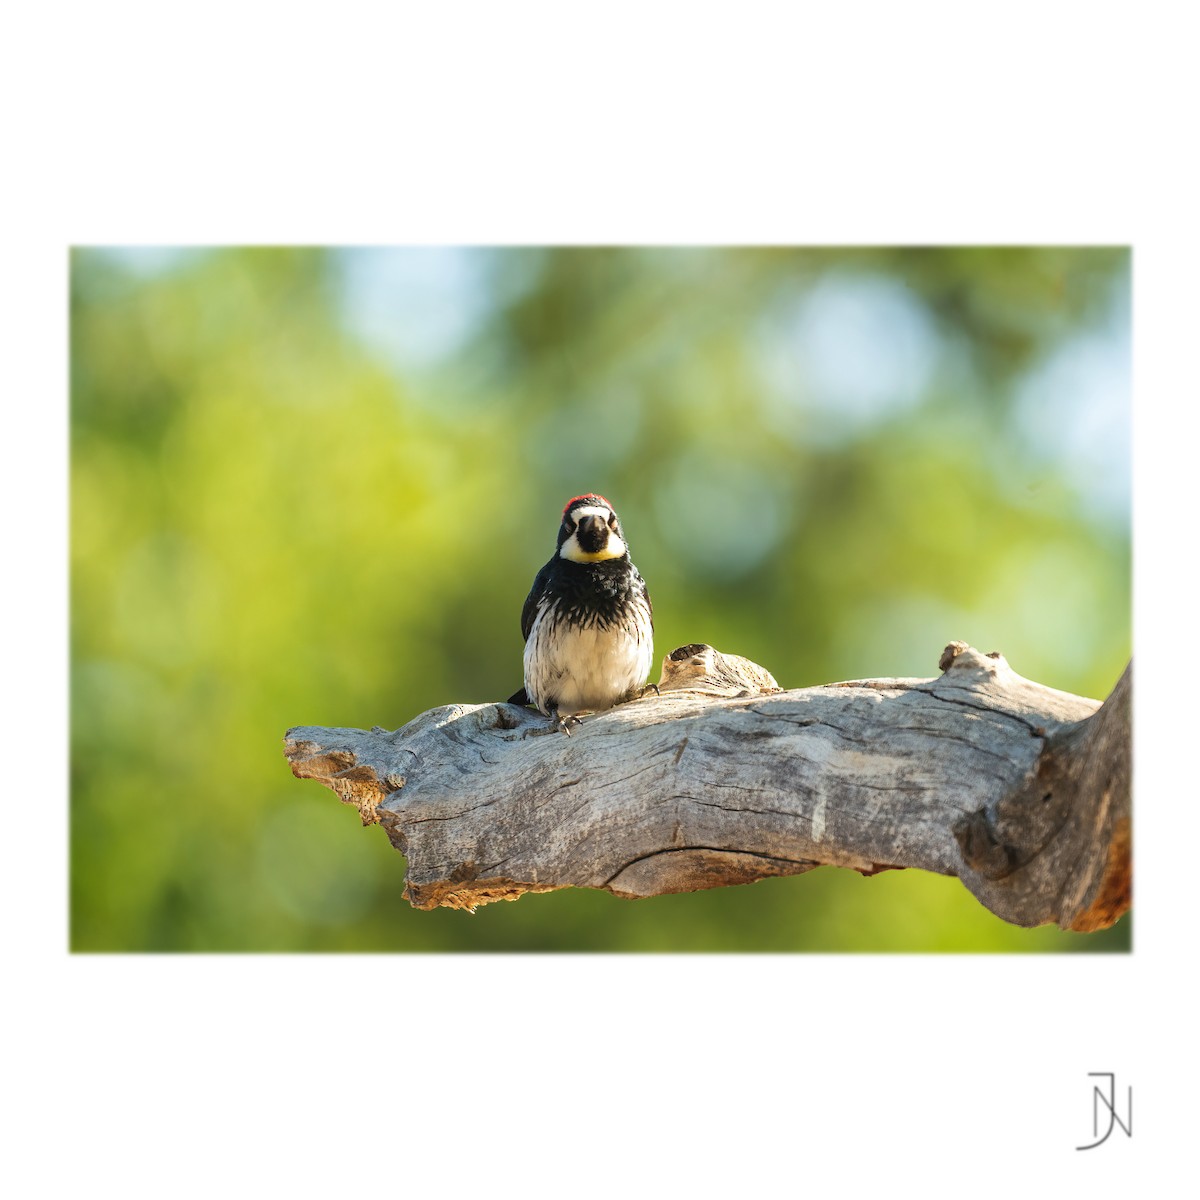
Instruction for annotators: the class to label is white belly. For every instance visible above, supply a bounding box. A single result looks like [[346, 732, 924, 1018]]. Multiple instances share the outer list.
[[524, 604, 653, 717]]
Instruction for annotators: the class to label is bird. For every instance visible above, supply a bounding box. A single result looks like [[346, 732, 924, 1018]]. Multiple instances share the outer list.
[[509, 493, 654, 733]]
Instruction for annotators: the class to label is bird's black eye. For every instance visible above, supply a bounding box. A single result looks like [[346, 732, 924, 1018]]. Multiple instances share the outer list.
[[608, 514, 619, 531], [564, 516, 576, 533]]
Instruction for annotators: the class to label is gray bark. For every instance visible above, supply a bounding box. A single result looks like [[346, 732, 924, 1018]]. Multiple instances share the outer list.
[[283, 641, 1131, 930]]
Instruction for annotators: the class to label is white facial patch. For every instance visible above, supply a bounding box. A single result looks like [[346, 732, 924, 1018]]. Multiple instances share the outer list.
[[566, 505, 610, 523], [560, 506, 626, 563]]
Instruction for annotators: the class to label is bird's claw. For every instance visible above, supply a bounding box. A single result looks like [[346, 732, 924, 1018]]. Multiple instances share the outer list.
[[523, 711, 584, 737]]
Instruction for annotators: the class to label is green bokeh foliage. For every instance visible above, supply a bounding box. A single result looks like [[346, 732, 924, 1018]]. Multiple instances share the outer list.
[[70, 246, 1131, 951]]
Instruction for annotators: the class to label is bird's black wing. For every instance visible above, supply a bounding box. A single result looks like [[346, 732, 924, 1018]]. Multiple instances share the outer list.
[[508, 560, 553, 706], [519, 560, 553, 642]]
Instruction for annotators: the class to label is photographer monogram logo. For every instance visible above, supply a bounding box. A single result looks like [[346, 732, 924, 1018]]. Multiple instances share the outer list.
[[1076, 1073, 1132, 1151]]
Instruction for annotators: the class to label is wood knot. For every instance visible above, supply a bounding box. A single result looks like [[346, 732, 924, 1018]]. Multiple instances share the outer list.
[[660, 644, 781, 695], [491, 705, 524, 730], [952, 809, 1018, 880], [938, 642, 1008, 676], [939, 641, 970, 672]]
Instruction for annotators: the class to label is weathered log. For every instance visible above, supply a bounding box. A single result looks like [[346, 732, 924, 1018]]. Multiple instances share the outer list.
[[283, 641, 1131, 930]]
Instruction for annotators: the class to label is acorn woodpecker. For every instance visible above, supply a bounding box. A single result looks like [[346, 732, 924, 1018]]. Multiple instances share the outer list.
[[509, 493, 654, 733]]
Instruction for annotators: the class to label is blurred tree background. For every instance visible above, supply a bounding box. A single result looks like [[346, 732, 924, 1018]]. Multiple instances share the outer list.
[[70, 246, 1131, 952]]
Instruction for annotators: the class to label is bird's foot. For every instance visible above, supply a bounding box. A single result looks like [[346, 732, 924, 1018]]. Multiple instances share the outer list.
[[635, 683, 661, 700], [554, 711, 584, 736], [523, 709, 584, 737]]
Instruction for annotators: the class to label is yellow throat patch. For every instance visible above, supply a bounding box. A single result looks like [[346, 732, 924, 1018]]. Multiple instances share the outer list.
[[560, 534, 626, 563]]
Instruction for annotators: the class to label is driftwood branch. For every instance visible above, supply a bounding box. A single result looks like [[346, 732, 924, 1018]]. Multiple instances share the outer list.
[[283, 642, 1131, 931]]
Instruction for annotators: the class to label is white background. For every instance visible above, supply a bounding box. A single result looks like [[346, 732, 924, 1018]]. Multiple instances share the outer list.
[[3, 2, 1191, 1194]]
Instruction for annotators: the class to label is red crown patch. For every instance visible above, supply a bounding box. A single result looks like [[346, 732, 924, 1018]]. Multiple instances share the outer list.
[[562, 493, 612, 515]]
